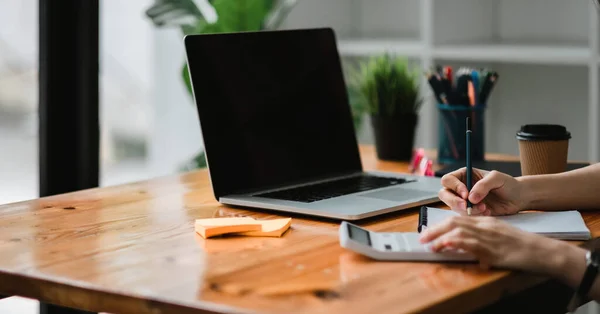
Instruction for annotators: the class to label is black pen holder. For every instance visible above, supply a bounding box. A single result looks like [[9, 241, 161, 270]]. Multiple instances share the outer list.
[[437, 104, 485, 164]]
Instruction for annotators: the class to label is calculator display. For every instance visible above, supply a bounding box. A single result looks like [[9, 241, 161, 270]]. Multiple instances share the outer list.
[[347, 223, 371, 246]]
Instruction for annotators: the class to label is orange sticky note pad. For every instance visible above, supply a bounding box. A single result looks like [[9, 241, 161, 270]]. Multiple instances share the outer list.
[[194, 217, 292, 238], [235, 218, 292, 237], [195, 217, 262, 238]]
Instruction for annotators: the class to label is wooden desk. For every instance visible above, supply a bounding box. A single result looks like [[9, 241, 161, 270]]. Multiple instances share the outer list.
[[0, 146, 598, 314]]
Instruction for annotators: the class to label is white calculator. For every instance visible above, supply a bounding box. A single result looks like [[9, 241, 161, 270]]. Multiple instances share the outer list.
[[338, 221, 476, 262]]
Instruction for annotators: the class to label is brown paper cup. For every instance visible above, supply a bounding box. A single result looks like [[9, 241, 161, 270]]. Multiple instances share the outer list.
[[518, 139, 569, 175], [516, 124, 571, 176]]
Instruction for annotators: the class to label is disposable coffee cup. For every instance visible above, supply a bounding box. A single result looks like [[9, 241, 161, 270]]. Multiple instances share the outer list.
[[516, 124, 571, 176]]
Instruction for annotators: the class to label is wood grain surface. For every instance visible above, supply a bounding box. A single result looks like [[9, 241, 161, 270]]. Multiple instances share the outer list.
[[0, 145, 598, 314]]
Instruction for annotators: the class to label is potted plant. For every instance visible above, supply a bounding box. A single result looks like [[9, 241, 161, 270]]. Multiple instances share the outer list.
[[350, 54, 422, 161], [145, 0, 298, 171]]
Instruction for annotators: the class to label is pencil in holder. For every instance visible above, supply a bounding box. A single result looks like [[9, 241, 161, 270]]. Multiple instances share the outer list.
[[437, 104, 485, 164]]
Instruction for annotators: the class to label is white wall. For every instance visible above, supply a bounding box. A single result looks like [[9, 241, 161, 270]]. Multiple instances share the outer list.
[[100, 0, 204, 178], [149, 28, 203, 177]]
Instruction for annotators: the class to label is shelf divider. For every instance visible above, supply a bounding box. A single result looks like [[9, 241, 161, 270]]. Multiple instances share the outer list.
[[337, 38, 423, 57], [419, 0, 435, 150], [433, 43, 590, 66], [589, 0, 599, 162]]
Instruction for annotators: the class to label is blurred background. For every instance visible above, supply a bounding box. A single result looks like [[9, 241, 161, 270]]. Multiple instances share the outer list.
[[0, 0, 599, 313]]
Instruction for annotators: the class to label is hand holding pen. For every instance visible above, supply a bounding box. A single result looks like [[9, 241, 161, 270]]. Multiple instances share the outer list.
[[466, 117, 473, 215], [437, 166, 524, 216], [437, 118, 523, 217]]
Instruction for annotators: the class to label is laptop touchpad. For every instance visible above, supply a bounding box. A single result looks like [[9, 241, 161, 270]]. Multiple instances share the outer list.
[[359, 188, 434, 202]]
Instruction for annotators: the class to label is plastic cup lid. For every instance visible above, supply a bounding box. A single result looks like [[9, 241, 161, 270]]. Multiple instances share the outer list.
[[516, 124, 571, 141]]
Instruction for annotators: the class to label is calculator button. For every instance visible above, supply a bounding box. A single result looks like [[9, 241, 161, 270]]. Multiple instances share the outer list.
[[395, 234, 423, 252], [394, 234, 408, 251]]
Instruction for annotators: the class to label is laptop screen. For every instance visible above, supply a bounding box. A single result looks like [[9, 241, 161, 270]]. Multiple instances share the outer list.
[[184, 28, 362, 199]]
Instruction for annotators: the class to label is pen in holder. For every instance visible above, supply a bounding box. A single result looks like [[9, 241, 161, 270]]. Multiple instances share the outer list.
[[437, 104, 485, 164], [425, 65, 498, 163]]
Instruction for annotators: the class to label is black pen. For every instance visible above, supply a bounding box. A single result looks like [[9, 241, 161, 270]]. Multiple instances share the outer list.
[[479, 72, 499, 105], [466, 117, 473, 216], [427, 73, 446, 104], [456, 69, 470, 105]]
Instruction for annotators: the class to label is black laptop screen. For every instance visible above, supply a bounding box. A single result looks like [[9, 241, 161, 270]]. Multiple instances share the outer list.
[[184, 28, 362, 199]]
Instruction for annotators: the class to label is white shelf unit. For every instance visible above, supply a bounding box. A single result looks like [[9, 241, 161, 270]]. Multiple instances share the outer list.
[[282, 0, 600, 162], [337, 39, 423, 57]]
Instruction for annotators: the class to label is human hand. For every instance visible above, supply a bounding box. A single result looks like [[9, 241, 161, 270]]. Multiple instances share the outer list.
[[438, 168, 524, 216], [418, 216, 573, 273]]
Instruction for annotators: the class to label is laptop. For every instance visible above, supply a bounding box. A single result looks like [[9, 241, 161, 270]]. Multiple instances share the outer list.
[[183, 27, 442, 220]]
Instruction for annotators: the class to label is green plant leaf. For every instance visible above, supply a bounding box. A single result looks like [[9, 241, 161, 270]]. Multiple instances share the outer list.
[[209, 0, 272, 32], [182, 63, 193, 98], [263, 0, 298, 29], [145, 0, 208, 33], [349, 54, 421, 117], [180, 151, 208, 171], [346, 84, 366, 132]]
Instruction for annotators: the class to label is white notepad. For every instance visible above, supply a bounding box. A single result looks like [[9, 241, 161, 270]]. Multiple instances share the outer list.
[[419, 206, 591, 240]]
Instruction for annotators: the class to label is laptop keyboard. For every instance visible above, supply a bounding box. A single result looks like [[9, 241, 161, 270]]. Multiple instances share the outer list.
[[254, 174, 414, 203]]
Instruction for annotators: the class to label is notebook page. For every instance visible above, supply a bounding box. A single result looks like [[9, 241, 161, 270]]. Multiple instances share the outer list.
[[422, 207, 590, 240], [497, 211, 589, 235]]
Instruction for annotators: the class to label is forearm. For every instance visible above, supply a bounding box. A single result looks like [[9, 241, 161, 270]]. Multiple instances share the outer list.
[[518, 163, 600, 210], [544, 241, 600, 306]]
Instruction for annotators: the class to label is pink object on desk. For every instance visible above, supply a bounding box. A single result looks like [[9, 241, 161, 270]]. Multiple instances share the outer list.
[[409, 149, 434, 177], [409, 148, 425, 173]]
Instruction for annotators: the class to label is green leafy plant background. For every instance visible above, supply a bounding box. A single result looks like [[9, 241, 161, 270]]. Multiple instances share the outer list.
[[348, 54, 422, 117], [145, 0, 366, 171]]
